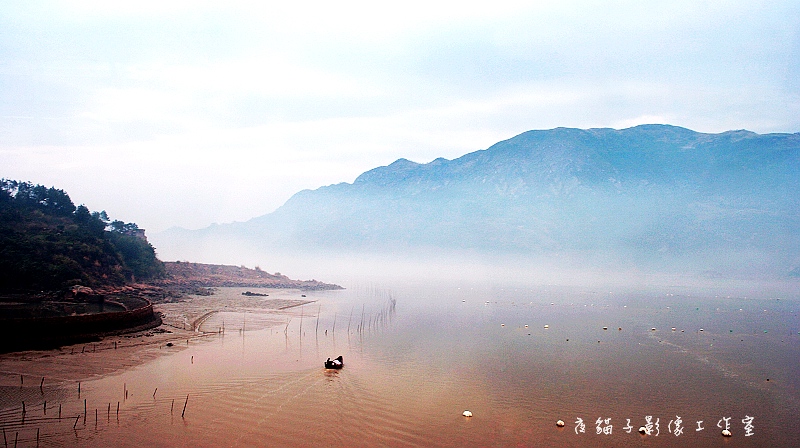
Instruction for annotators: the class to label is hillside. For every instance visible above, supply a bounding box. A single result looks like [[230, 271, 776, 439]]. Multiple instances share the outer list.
[[152, 125, 800, 280], [0, 180, 165, 292], [158, 262, 342, 290]]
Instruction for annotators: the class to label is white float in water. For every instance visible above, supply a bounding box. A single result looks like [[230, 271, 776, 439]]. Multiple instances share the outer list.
[[638, 426, 647, 434], [462, 410, 473, 417], [722, 429, 732, 437], [556, 420, 565, 427], [544, 324, 550, 329]]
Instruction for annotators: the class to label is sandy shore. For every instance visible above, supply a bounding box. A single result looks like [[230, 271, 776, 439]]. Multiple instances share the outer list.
[[0, 288, 312, 388]]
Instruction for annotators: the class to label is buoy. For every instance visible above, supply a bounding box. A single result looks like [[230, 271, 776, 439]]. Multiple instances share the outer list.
[[700, 328, 704, 332], [556, 420, 565, 427], [651, 328, 656, 331], [602, 327, 608, 330], [524, 325, 529, 328], [638, 426, 647, 434], [462, 410, 473, 417], [544, 325, 549, 329], [722, 429, 732, 437], [671, 327, 676, 331], [501, 323, 505, 327]]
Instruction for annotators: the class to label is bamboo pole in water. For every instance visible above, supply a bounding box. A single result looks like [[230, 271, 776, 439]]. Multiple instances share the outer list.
[[299, 306, 304, 338], [181, 395, 189, 418], [347, 307, 353, 334], [315, 304, 321, 336]]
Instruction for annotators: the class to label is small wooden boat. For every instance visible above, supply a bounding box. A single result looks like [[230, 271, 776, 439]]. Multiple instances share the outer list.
[[325, 356, 343, 369]]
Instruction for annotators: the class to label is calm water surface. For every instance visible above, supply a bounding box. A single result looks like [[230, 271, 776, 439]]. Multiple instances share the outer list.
[[2, 282, 799, 447]]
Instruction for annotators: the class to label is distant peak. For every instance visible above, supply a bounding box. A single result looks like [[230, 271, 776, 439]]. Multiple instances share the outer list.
[[388, 158, 420, 168]]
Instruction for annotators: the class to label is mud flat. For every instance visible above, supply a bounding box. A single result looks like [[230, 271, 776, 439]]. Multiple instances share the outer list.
[[0, 287, 312, 382]]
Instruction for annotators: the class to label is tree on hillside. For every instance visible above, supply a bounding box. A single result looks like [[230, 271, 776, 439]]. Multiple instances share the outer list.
[[0, 179, 165, 291]]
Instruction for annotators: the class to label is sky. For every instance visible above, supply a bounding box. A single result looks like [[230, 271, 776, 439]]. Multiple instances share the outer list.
[[1, 0, 799, 233]]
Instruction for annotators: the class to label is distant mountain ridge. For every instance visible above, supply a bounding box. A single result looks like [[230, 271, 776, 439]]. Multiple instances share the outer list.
[[153, 125, 800, 280]]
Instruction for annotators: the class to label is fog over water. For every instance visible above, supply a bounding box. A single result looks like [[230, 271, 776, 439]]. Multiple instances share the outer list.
[[1, 280, 796, 447]]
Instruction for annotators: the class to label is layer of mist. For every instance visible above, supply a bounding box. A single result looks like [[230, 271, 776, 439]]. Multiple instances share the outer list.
[[152, 124, 800, 290]]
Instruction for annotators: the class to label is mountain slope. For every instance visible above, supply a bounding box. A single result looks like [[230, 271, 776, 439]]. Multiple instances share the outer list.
[[152, 125, 800, 279]]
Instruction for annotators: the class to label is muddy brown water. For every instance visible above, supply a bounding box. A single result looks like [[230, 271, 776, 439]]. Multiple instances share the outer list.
[[0, 284, 798, 447]]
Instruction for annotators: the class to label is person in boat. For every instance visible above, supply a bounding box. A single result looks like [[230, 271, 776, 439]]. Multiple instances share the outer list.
[[325, 356, 343, 369]]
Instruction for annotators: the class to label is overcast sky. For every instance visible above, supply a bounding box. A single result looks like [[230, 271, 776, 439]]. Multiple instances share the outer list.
[[2, 1, 799, 232]]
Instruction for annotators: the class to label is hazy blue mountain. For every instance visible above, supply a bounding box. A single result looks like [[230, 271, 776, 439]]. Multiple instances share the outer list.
[[153, 125, 800, 279]]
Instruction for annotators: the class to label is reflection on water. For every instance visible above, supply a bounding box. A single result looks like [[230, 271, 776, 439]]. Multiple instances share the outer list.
[[0, 283, 798, 447]]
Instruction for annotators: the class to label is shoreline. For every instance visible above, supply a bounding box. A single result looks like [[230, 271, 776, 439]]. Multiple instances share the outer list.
[[0, 287, 318, 387]]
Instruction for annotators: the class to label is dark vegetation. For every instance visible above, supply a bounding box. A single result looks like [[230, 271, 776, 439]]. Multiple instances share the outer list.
[[0, 179, 165, 292]]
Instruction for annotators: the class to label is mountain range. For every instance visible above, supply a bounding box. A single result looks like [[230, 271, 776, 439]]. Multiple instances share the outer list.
[[152, 125, 800, 281]]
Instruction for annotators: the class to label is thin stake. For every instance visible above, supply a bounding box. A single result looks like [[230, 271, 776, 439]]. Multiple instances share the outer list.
[[73, 416, 79, 429], [59, 404, 61, 419], [181, 395, 189, 418], [43, 401, 46, 415], [40, 377, 44, 393], [171, 399, 174, 414], [299, 307, 304, 337], [153, 388, 158, 399], [107, 403, 110, 421], [347, 306, 353, 333], [315, 304, 321, 336]]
